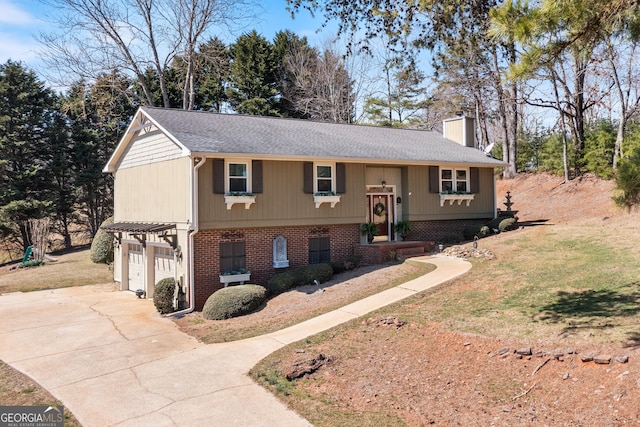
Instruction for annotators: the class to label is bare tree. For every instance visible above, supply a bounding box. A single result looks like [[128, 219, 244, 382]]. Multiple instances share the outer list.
[[39, 0, 256, 108], [282, 39, 354, 123], [602, 37, 640, 168], [172, 0, 256, 110]]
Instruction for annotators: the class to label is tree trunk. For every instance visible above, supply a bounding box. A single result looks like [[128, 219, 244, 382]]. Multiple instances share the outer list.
[[492, 49, 515, 178], [552, 69, 570, 182]]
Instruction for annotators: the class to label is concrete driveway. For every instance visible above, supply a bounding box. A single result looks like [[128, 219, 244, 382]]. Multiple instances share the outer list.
[[0, 255, 470, 426]]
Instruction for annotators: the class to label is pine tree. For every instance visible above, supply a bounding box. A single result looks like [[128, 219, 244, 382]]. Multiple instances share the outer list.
[[0, 60, 56, 252], [226, 31, 280, 116]]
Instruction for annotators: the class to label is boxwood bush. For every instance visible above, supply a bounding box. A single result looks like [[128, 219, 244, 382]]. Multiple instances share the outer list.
[[202, 284, 267, 320], [498, 217, 518, 232], [267, 263, 334, 296], [154, 278, 177, 314], [90, 217, 114, 264]]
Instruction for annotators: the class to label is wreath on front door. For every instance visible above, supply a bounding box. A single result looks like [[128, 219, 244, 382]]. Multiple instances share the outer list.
[[374, 202, 386, 216]]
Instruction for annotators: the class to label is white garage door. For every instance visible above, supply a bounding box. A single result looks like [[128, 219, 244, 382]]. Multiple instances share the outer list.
[[128, 243, 144, 291], [154, 246, 175, 284]]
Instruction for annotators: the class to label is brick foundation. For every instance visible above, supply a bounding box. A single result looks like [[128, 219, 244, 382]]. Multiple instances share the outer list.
[[409, 218, 492, 243], [192, 224, 360, 310], [190, 218, 490, 310], [355, 240, 436, 265]]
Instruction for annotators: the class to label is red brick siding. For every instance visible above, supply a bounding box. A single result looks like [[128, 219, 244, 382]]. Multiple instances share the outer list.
[[410, 219, 491, 242], [192, 224, 359, 310]]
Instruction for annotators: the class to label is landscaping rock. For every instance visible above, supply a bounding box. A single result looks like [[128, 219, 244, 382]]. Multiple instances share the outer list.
[[580, 353, 595, 363], [615, 355, 629, 364], [378, 316, 406, 328], [593, 355, 612, 365], [442, 246, 496, 260], [285, 353, 333, 380], [516, 347, 532, 356]]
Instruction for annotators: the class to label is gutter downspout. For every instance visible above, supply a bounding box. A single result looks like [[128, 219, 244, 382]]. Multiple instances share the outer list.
[[169, 156, 206, 317]]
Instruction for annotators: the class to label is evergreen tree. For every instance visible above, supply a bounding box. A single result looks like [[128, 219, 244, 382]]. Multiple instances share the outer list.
[[227, 31, 280, 116], [0, 60, 56, 252], [63, 72, 136, 236], [196, 37, 231, 112], [43, 103, 77, 249]]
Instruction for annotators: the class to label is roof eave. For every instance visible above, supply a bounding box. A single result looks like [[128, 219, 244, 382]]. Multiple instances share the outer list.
[[187, 151, 507, 167]]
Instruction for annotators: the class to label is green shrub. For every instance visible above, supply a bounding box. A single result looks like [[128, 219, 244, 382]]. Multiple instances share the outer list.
[[487, 215, 515, 233], [202, 284, 267, 320], [462, 225, 482, 240], [480, 226, 491, 237], [298, 263, 333, 286], [344, 254, 362, 270], [614, 148, 640, 210], [153, 278, 177, 314], [267, 263, 334, 296], [329, 261, 346, 274], [90, 217, 114, 264], [498, 217, 518, 232], [486, 217, 502, 231], [267, 270, 299, 295]]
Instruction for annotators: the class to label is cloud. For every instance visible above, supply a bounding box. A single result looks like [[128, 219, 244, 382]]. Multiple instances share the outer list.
[[0, 0, 34, 25]]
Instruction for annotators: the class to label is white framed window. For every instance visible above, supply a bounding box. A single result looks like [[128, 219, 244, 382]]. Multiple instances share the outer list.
[[315, 163, 335, 194], [226, 160, 251, 194], [441, 168, 469, 193]]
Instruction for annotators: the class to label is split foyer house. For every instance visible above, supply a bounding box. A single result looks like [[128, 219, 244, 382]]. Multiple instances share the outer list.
[[102, 107, 505, 311]]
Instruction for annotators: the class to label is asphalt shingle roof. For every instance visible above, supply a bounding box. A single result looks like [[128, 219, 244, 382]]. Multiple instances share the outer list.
[[141, 107, 505, 167]]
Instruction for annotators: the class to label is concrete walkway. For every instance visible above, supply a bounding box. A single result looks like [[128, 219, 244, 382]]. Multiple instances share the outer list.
[[0, 255, 470, 426]]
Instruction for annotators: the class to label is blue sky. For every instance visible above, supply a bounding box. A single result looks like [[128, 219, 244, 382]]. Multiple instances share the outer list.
[[0, 0, 335, 76]]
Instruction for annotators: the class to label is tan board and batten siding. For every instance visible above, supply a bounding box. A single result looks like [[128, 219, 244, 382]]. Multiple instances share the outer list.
[[113, 127, 190, 223], [197, 159, 496, 229], [198, 161, 366, 229], [405, 165, 495, 220]]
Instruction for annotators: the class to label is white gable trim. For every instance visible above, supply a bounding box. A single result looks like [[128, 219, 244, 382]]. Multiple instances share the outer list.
[[103, 108, 192, 173]]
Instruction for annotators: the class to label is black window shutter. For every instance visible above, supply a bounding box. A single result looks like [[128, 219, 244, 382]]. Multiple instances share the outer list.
[[336, 163, 346, 194], [303, 162, 314, 194], [252, 160, 263, 193], [213, 159, 225, 194], [470, 167, 480, 193], [428, 166, 439, 193]]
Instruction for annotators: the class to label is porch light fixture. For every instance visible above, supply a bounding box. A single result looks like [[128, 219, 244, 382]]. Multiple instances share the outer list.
[[381, 180, 386, 188]]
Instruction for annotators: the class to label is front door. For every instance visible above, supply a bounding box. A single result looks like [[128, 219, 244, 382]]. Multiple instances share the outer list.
[[367, 194, 395, 241]]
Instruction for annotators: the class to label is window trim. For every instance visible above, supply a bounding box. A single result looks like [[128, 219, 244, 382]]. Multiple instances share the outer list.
[[440, 167, 469, 194], [224, 159, 256, 209], [311, 161, 341, 208], [314, 162, 336, 194], [225, 159, 252, 195]]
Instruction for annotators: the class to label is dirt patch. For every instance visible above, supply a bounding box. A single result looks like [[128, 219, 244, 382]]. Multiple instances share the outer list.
[[496, 172, 620, 224], [274, 320, 639, 426]]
